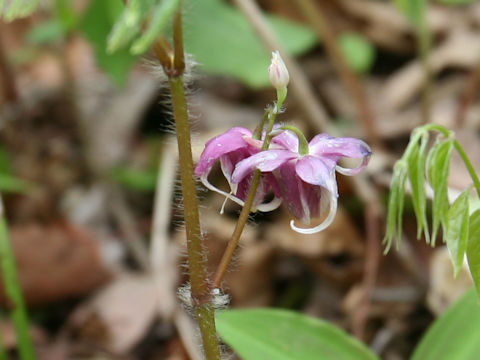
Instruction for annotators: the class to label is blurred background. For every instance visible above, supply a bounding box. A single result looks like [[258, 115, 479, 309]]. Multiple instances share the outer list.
[[0, 0, 478, 359]]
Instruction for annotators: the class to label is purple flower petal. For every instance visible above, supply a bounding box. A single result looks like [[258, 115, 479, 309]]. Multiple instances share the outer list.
[[295, 156, 338, 197], [231, 150, 296, 184], [194, 127, 253, 176], [309, 135, 371, 160], [271, 129, 299, 152]]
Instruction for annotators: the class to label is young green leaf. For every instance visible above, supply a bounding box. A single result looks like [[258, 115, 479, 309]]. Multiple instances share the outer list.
[[467, 210, 480, 298], [411, 289, 480, 360], [445, 190, 470, 277], [130, 0, 181, 55], [384, 161, 408, 252], [1, 0, 40, 21], [407, 132, 430, 242], [80, 0, 139, 86], [426, 138, 453, 245], [216, 308, 378, 360], [107, 0, 156, 53]]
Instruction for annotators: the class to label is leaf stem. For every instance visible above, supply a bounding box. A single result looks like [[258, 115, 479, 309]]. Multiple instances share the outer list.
[[0, 196, 35, 360], [453, 140, 480, 198]]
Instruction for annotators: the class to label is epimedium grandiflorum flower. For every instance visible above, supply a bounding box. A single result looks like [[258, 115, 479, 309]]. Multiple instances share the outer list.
[[231, 128, 371, 234], [194, 126, 282, 213]]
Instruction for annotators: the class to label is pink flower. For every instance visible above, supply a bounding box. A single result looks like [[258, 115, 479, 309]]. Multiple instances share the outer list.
[[194, 127, 282, 212], [231, 130, 371, 234]]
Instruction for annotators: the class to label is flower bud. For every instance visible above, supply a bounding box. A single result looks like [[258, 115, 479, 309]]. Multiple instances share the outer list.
[[268, 51, 289, 90]]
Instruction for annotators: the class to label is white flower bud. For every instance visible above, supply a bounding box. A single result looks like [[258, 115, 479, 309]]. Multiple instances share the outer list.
[[268, 51, 289, 90]]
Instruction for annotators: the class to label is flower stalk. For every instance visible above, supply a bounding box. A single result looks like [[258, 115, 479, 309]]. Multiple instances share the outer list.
[[212, 93, 285, 288]]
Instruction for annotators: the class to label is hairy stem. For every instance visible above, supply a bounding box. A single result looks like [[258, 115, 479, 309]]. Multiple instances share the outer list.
[[169, 77, 221, 360], [0, 196, 35, 360]]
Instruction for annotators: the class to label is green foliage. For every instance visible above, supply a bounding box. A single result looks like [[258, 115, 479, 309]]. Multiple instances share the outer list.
[[338, 33, 376, 74], [436, 0, 477, 4], [393, 0, 427, 26], [216, 308, 378, 360], [445, 189, 470, 277], [407, 131, 430, 242], [426, 138, 453, 244], [467, 210, 480, 297], [0, 148, 32, 193], [182, 0, 316, 88], [412, 289, 480, 360], [109, 166, 158, 192], [0, 0, 40, 22], [80, 0, 139, 86], [106, 0, 156, 54], [26, 20, 65, 45], [130, 0, 181, 55], [384, 124, 480, 298], [0, 212, 35, 359]]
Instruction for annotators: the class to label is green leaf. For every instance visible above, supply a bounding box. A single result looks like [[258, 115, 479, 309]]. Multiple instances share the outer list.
[[426, 138, 453, 245], [0, 173, 31, 194], [80, 0, 139, 86], [467, 210, 480, 298], [109, 166, 157, 192], [106, 0, 156, 53], [216, 308, 378, 360], [54, 0, 78, 31], [1, 0, 40, 21], [445, 190, 470, 277], [183, 0, 317, 88], [407, 132, 430, 242], [26, 20, 65, 45], [411, 288, 480, 360], [130, 0, 181, 55], [394, 0, 427, 27], [384, 161, 407, 252], [338, 33, 375, 74], [436, 0, 477, 5]]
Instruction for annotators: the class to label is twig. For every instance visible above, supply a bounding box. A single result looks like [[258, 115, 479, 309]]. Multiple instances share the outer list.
[[107, 186, 151, 271], [352, 189, 381, 340], [0, 25, 17, 104], [232, 0, 330, 132], [454, 62, 480, 130], [294, 0, 382, 149]]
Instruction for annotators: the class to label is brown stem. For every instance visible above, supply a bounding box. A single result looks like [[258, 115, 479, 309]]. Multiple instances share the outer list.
[[0, 26, 18, 104], [169, 76, 221, 360], [454, 62, 480, 130], [352, 198, 381, 340], [294, 0, 382, 149], [213, 171, 261, 288], [213, 106, 279, 288]]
